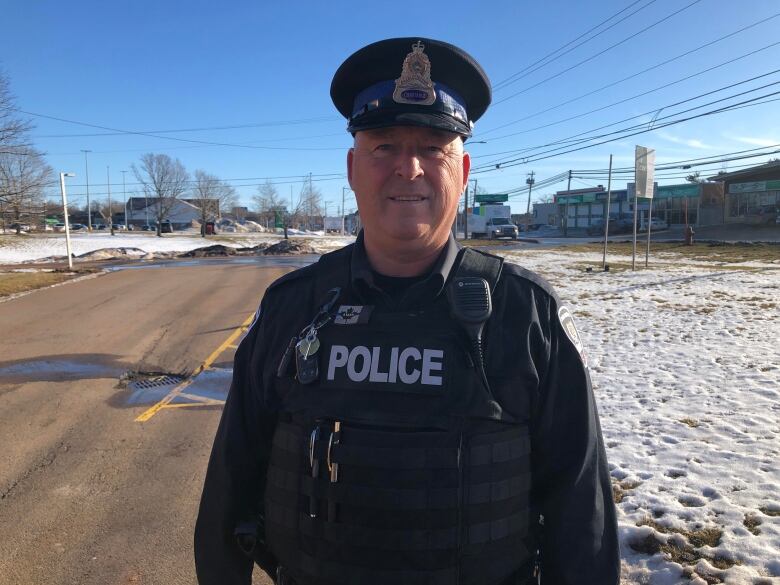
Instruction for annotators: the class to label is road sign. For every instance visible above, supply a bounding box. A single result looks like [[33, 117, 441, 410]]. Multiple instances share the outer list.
[[475, 193, 508, 203], [635, 146, 656, 199]]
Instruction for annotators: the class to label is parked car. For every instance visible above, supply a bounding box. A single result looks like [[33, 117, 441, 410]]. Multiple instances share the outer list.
[[586, 218, 633, 236], [70, 223, 86, 231], [141, 224, 155, 231], [111, 224, 125, 231], [159, 220, 173, 233], [9, 222, 32, 232], [53, 223, 66, 232]]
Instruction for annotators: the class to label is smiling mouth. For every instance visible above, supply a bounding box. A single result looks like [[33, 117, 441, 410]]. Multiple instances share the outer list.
[[389, 195, 427, 202]]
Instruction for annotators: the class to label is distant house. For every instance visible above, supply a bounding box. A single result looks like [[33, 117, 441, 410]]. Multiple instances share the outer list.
[[125, 197, 219, 229]]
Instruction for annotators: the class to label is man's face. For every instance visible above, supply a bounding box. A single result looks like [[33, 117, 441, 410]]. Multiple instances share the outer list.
[[347, 126, 470, 252]]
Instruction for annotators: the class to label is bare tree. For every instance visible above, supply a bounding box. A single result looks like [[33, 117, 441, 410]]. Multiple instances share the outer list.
[[685, 172, 703, 184], [0, 147, 53, 233], [253, 179, 287, 229], [191, 169, 237, 237], [0, 72, 32, 154], [298, 180, 324, 231], [132, 153, 189, 236]]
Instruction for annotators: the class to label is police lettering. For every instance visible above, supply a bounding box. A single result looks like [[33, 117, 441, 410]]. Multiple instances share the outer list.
[[327, 345, 444, 386]]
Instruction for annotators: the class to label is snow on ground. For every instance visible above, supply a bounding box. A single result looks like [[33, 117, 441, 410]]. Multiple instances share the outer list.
[[0, 231, 355, 264], [2, 233, 777, 582], [499, 248, 780, 585]]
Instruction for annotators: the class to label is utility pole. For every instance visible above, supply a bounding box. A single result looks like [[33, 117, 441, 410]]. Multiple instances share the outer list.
[[81, 150, 92, 231], [59, 172, 76, 270], [341, 186, 348, 235], [463, 182, 469, 240], [467, 178, 478, 240], [563, 170, 572, 237], [602, 155, 613, 271], [524, 171, 535, 236], [107, 166, 114, 236], [121, 170, 128, 229]]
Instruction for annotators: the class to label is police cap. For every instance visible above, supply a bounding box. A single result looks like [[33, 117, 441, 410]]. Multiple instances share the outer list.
[[331, 37, 491, 138]]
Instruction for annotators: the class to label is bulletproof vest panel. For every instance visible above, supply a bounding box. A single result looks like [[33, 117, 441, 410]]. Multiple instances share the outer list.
[[265, 289, 533, 585]]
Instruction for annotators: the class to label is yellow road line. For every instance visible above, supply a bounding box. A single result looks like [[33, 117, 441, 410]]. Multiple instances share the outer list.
[[177, 391, 227, 404], [134, 312, 255, 422], [160, 401, 224, 410]]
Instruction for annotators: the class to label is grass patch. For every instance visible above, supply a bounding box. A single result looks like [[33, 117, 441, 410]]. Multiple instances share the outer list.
[[759, 506, 780, 517], [535, 241, 780, 264], [680, 417, 701, 428], [0, 271, 80, 297], [632, 519, 735, 577], [743, 514, 761, 535], [612, 478, 642, 503]]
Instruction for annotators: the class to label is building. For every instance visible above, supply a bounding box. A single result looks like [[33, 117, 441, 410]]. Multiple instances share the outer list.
[[551, 182, 724, 234], [125, 197, 219, 229], [708, 161, 780, 224]]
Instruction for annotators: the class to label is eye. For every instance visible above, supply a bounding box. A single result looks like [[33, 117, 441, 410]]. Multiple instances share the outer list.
[[371, 143, 397, 158]]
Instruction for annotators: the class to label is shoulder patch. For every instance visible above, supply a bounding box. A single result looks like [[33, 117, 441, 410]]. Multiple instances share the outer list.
[[557, 306, 588, 366]]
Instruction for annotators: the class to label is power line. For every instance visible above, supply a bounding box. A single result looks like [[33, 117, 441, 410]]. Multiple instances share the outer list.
[[471, 93, 780, 172], [16, 109, 347, 152], [480, 13, 780, 136], [492, 0, 705, 106], [492, 0, 658, 91], [33, 116, 341, 138], [475, 75, 780, 167], [484, 43, 780, 143], [574, 143, 780, 174]]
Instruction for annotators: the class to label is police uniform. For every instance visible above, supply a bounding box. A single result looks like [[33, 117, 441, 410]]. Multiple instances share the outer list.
[[195, 38, 619, 585]]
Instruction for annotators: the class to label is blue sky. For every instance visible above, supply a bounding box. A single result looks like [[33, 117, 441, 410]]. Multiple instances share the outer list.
[[3, 0, 779, 214]]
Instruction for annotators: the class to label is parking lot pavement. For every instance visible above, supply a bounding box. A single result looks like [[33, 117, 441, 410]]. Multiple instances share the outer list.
[[0, 262, 291, 585]]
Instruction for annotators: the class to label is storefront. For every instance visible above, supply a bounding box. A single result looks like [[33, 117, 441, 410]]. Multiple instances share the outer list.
[[554, 182, 721, 232], [710, 162, 780, 224]]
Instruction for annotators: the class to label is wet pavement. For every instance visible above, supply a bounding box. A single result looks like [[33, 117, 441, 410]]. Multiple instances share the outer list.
[[0, 355, 127, 383]]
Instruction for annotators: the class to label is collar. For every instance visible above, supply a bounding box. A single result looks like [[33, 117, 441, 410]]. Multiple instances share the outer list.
[[351, 230, 461, 305]]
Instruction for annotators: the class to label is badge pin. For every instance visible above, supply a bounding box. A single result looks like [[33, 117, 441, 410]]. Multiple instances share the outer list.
[[393, 41, 436, 106]]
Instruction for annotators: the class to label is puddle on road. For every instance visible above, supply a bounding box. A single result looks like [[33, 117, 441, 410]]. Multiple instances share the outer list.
[[0, 355, 125, 383], [114, 368, 232, 407]]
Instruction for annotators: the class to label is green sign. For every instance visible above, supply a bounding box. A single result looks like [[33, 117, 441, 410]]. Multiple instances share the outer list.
[[475, 193, 508, 203], [274, 210, 284, 228], [656, 184, 699, 198]]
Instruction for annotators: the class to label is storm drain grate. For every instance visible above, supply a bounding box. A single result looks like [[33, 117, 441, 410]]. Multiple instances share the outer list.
[[131, 375, 184, 390]]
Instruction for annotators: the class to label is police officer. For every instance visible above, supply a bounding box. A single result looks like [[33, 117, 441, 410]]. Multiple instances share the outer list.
[[195, 37, 619, 585]]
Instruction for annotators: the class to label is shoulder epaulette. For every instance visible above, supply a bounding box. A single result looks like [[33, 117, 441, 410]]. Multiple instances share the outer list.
[[501, 261, 560, 302]]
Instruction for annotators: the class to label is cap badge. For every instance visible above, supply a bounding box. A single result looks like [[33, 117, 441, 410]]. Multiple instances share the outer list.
[[393, 41, 436, 106]]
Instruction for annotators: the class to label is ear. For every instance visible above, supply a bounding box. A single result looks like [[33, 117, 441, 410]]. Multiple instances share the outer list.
[[347, 148, 355, 186], [461, 150, 471, 191]]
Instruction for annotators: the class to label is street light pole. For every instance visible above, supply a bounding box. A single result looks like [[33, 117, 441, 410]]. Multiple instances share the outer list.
[[341, 186, 349, 235], [121, 170, 128, 229], [81, 150, 92, 231], [525, 171, 535, 235], [59, 172, 76, 270], [107, 166, 114, 236]]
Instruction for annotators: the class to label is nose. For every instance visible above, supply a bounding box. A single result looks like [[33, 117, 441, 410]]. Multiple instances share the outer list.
[[394, 149, 424, 181]]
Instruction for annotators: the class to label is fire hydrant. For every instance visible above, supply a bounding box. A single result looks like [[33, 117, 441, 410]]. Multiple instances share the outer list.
[[684, 225, 695, 246]]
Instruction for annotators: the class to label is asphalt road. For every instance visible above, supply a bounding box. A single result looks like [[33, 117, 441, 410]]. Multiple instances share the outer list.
[[0, 260, 299, 585]]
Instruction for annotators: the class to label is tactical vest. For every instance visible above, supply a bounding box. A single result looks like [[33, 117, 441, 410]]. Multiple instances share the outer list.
[[264, 248, 536, 585]]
